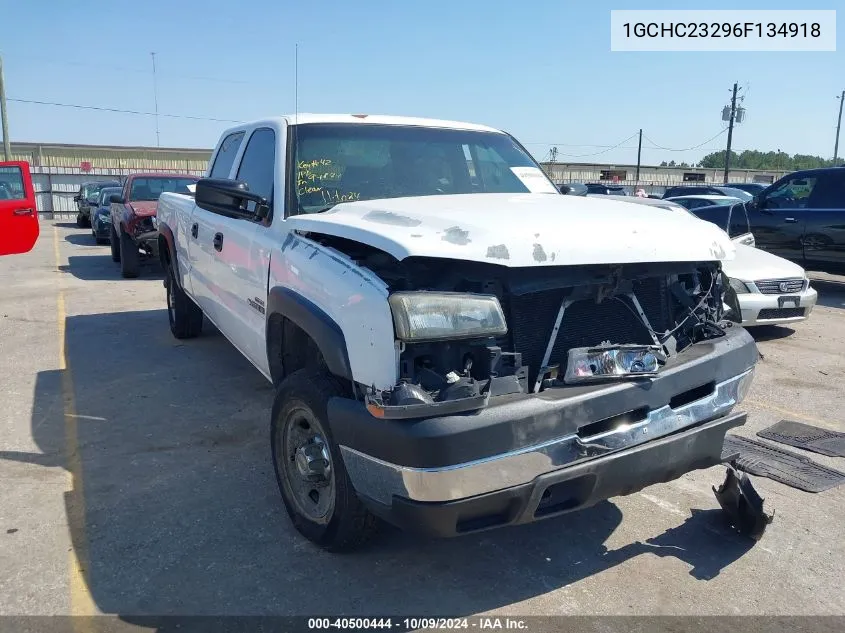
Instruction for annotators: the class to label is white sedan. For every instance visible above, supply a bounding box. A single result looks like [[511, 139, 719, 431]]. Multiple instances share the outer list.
[[598, 195, 817, 327]]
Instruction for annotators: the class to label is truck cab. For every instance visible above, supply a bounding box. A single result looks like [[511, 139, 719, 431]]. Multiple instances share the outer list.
[[156, 115, 758, 551]]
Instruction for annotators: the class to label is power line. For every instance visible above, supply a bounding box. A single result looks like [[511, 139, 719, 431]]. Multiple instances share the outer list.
[[552, 132, 640, 158], [8, 97, 241, 123], [641, 129, 727, 152]]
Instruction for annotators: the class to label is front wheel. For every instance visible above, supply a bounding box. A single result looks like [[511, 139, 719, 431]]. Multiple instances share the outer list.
[[119, 228, 140, 278], [76, 213, 86, 228], [271, 370, 378, 552], [109, 224, 121, 262]]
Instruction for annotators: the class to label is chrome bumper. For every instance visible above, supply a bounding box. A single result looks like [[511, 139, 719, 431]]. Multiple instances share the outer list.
[[340, 368, 754, 504]]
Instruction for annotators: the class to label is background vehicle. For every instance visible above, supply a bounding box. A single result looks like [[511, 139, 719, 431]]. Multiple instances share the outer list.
[[558, 182, 587, 196], [588, 194, 685, 212], [109, 173, 198, 278], [730, 182, 768, 196], [585, 183, 628, 195], [662, 185, 753, 201], [156, 114, 756, 552], [746, 167, 845, 274], [74, 180, 121, 228], [0, 161, 38, 256], [91, 186, 122, 244], [667, 194, 745, 211]]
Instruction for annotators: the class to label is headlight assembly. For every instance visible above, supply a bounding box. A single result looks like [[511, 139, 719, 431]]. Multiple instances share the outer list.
[[729, 278, 751, 294], [388, 292, 507, 342]]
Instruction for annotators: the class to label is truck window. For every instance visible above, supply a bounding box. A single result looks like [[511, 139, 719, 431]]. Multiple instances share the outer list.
[[0, 166, 26, 200], [210, 132, 245, 179], [235, 128, 275, 202], [289, 123, 551, 215]]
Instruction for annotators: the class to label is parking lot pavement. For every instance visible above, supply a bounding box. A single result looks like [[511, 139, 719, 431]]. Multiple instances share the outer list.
[[1, 221, 844, 618]]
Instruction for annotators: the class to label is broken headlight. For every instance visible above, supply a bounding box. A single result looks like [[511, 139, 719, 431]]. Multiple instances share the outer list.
[[388, 292, 507, 342]]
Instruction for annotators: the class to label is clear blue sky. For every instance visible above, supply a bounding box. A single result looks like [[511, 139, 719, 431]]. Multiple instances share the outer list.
[[1, 0, 842, 166]]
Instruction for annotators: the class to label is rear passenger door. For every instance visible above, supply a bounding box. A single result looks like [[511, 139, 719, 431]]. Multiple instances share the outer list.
[[749, 174, 814, 263], [802, 171, 845, 272], [189, 131, 245, 322], [210, 127, 277, 374]]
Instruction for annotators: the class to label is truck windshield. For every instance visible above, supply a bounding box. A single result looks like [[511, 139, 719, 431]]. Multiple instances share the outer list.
[[290, 123, 555, 214], [129, 177, 198, 201]]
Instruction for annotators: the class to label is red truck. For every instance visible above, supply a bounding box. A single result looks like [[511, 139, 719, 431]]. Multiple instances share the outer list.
[[0, 161, 38, 256], [109, 172, 198, 278]]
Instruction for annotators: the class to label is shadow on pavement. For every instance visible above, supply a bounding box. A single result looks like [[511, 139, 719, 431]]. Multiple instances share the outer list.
[[60, 255, 163, 281], [2, 308, 757, 617], [65, 233, 102, 247], [748, 325, 796, 342], [810, 279, 845, 310]]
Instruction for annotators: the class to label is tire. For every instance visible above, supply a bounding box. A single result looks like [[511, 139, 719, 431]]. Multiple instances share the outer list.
[[76, 213, 86, 228], [119, 228, 140, 278], [166, 264, 203, 339], [271, 369, 378, 552], [110, 225, 121, 262]]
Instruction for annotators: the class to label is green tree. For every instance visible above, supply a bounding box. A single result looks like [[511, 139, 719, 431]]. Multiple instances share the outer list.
[[696, 149, 834, 170]]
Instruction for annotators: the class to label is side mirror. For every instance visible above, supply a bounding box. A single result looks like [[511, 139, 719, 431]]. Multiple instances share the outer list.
[[195, 178, 270, 220], [73, 194, 81, 202], [109, 194, 125, 204]]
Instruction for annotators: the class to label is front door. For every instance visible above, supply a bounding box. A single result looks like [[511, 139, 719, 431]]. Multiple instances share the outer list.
[[0, 161, 39, 256], [802, 171, 845, 273], [750, 174, 815, 263]]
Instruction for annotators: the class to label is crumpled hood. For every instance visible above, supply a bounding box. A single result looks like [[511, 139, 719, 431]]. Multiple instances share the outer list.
[[288, 193, 736, 267], [129, 201, 158, 217], [724, 244, 806, 282]]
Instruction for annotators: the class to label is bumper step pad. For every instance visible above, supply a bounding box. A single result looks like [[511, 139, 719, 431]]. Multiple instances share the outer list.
[[757, 419, 845, 458], [722, 434, 845, 493]]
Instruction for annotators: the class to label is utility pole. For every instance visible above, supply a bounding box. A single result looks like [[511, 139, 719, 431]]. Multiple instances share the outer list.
[[723, 82, 739, 184], [834, 90, 844, 166], [151, 52, 160, 147], [635, 128, 643, 184], [0, 55, 10, 161]]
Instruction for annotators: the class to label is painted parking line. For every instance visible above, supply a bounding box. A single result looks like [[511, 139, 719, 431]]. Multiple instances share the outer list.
[[53, 225, 97, 617]]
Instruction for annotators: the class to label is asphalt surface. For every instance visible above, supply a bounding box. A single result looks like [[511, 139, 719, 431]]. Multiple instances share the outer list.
[[1, 220, 844, 618]]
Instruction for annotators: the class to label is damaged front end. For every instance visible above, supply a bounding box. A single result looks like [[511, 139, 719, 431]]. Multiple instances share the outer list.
[[362, 255, 736, 418]]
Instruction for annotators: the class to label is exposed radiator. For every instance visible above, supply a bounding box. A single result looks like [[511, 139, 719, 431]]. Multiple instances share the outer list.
[[507, 277, 671, 387]]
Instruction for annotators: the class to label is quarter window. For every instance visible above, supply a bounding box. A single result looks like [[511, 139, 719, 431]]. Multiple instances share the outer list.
[[210, 132, 245, 179]]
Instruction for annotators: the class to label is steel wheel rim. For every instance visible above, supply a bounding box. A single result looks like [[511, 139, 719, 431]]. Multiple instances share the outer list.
[[279, 405, 335, 524]]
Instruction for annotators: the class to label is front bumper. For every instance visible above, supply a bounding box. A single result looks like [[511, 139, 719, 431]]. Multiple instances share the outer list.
[[365, 412, 745, 537], [738, 286, 817, 326], [329, 327, 757, 535]]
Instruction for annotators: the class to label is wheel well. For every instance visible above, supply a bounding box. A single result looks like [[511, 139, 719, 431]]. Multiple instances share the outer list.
[[267, 314, 326, 387]]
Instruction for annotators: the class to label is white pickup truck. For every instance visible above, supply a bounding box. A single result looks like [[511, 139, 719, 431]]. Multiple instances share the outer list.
[[157, 114, 758, 551]]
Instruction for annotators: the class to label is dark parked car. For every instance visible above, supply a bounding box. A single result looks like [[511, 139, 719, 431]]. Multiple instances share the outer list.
[[90, 187, 123, 244], [729, 183, 769, 196], [686, 203, 755, 247], [110, 173, 199, 278], [585, 183, 627, 195], [662, 185, 752, 201], [746, 167, 845, 274], [558, 182, 588, 196], [74, 180, 121, 227]]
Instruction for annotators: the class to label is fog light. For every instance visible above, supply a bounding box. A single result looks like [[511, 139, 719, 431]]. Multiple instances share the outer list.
[[564, 345, 661, 384]]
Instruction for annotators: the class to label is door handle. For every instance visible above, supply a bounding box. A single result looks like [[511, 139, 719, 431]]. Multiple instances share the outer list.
[[784, 217, 798, 223], [191, 223, 198, 238], [213, 232, 224, 252], [13, 208, 34, 216]]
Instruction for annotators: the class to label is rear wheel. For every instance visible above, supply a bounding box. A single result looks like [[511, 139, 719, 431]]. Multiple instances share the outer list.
[[119, 228, 140, 278], [166, 264, 203, 339], [271, 370, 377, 552], [76, 213, 86, 228], [110, 225, 121, 262]]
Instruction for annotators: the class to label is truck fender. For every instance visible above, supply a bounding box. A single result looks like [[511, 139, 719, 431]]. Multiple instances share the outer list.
[[157, 221, 180, 288], [266, 287, 352, 382]]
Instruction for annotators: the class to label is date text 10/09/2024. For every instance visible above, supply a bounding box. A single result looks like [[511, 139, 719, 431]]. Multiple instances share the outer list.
[[307, 618, 529, 630], [622, 22, 821, 39]]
